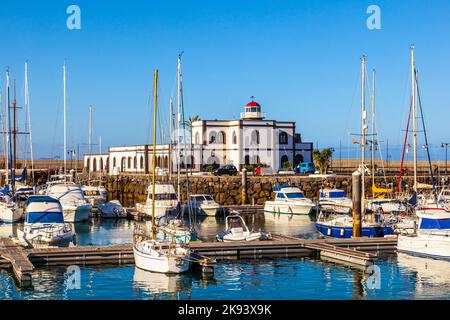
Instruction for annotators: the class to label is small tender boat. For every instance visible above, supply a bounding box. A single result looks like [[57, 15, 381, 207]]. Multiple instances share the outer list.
[[135, 184, 179, 219], [264, 185, 316, 216], [318, 188, 352, 214], [316, 211, 394, 238], [17, 196, 74, 248], [366, 198, 407, 213], [187, 194, 222, 216], [398, 207, 450, 259], [216, 213, 268, 242], [46, 183, 92, 223], [97, 200, 127, 219]]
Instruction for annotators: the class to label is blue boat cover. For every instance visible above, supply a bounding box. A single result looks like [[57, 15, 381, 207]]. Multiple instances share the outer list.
[[419, 217, 450, 230], [26, 212, 64, 224]]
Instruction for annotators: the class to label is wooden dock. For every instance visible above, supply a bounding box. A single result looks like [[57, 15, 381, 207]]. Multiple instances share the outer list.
[[0, 238, 35, 286], [0, 235, 398, 287]]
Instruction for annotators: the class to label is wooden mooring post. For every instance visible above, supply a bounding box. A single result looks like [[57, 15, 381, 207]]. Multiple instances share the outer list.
[[352, 171, 362, 237], [241, 168, 248, 205]]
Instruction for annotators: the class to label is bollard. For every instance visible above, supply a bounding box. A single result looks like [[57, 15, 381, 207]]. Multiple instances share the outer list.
[[352, 170, 362, 238], [241, 168, 248, 205]]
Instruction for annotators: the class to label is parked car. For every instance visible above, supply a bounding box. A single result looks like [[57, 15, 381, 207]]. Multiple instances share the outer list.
[[213, 165, 238, 176], [294, 162, 315, 174]]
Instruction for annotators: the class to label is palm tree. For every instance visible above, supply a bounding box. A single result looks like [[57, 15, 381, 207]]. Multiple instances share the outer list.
[[312, 148, 333, 174], [183, 115, 201, 130]]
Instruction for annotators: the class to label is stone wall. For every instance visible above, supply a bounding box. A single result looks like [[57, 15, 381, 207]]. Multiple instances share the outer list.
[[97, 174, 432, 207]]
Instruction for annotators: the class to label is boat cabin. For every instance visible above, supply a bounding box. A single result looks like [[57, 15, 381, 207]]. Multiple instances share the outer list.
[[25, 196, 64, 224], [273, 185, 306, 201], [319, 189, 347, 199]]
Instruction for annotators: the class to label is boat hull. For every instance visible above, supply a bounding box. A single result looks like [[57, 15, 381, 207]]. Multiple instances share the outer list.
[[316, 223, 394, 238], [264, 202, 315, 215], [62, 204, 92, 223], [398, 233, 450, 259], [17, 229, 74, 248], [133, 246, 190, 273]]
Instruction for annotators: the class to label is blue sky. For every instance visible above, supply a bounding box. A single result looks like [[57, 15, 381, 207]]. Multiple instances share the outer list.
[[0, 0, 449, 160]]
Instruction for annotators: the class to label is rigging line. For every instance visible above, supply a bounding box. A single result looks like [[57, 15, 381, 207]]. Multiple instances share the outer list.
[[397, 95, 413, 192], [415, 70, 435, 193]]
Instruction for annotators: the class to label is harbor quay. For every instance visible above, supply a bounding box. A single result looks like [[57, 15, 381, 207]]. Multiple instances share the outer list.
[[84, 173, 434, 207]]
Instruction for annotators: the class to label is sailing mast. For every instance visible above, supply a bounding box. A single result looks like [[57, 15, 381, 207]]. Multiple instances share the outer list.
[[361, 55, 367, 211], [371, 69, 376, 200], [151, 69, 158, 240], [177, 53, 183, 200], [24, 62, 35, 184], [169, 97, 173, 178], [5, 69, 11, 188], [411, 46, 417, 193], [63, 63, 67, 179], [12, 80, 17, 181]]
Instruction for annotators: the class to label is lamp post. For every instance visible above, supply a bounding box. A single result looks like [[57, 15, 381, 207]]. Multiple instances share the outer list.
[[330, 147, 335, 173], [442, 143, 450, 176]]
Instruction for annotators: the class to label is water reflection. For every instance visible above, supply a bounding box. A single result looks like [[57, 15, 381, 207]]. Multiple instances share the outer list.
[[397, 253, 450, 298], [133, 268, 193, 298]]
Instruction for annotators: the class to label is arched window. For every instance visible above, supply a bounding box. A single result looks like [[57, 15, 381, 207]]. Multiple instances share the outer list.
[[86, 158, 90, 172], [93, 158, 97, 172], [280, 155, 290, 169], [251, 130, 260, 145], [140, 156, 144, 169], [106, 157, 109, 170], [232, 131, 237, 144], [133, 156, 137, 169], [121, 158, 126, 171], [217, 131, 226, 144], [244, 155, 250, 165], [195, 132, 200, 144], [294, 154, 304, 166], [113, 157, 116, 167], [164, 156, 168, 168], [209, 131, 217, 144], [99, 158, 103, 171], [128, 157, 132, 169], [279, 131, 288, 145]]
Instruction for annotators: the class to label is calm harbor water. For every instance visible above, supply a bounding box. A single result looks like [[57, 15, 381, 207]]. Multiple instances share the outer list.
[[1, 214, 450, 300]]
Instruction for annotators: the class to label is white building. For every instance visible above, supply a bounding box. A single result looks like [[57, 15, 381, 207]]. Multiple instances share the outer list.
[[83, 100, 313, 174]]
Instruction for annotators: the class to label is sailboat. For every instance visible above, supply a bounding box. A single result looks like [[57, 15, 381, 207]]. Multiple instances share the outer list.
[[133, 69, 190, 274], [45, 63, 92, 223], [0, 69, 24, 223], [315, 56, 394, 238], [398, 46, 450, 258]]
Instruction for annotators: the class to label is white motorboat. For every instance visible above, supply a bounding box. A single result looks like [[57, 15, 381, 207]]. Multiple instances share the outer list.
[[318, 188, 352, 214], [81, 185, 108, 207], [398, 207, 450, 259], [46, 183, 92, 223], [17, 195, 74, 248], [97, 200, 127, 219], [136, 184, 179, 219], [264, 185, 316, 216], [187, 194, 221, 216], [216, 213, 267, 242]]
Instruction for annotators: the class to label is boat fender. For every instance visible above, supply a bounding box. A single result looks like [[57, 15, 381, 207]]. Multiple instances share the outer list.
[[340, 228, 344, 236], [327, 228, 331, 236]]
